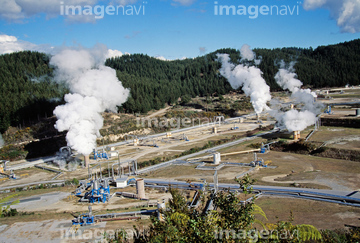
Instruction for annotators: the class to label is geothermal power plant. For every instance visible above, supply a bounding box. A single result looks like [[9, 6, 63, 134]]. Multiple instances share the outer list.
[[0, 45, 359, 241]]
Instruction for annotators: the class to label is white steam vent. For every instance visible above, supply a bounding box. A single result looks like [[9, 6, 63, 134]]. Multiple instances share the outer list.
[[217, 44, 271, 115], [271, 61, 323, 132], [51, 44, 130, 155]]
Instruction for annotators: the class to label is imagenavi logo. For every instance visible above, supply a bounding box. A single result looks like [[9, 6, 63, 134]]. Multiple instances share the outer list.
[[214, 1, 301, 19]]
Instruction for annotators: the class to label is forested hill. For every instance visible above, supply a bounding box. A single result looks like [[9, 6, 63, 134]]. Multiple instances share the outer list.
[[0, 51, 66, 133], [0, 39, 359, 132], [106, 38, 360, 113]]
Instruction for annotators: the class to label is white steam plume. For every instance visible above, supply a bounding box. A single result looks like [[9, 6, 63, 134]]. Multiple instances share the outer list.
[[273, 61, 323, 132], [240, 44, 261, 65], [51, 44, 130, 155], [217, 48, 271, 114]]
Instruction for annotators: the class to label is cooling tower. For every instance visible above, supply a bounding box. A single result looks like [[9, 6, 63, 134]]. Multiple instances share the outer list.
[[136, 179, 146, 199], [84, 155, 90, 167]]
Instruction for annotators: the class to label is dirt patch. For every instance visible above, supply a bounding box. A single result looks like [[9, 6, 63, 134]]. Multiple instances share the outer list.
[[143, 164, 250, 184], [314, 147, 360, 162]]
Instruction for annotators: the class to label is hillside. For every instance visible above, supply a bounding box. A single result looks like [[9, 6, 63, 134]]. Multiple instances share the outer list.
[[106, 38, 360, 113], [0, 39, 360, 133]]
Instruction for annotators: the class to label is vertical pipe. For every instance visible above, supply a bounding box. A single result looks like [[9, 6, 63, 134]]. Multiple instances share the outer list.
[[99, 164, 102, 179], [84, 155, 90, 168], [112, 164, 114, 179]]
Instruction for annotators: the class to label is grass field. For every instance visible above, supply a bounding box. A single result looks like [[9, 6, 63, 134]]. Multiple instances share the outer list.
[[256, 196, 360, 230], [309, 126, 360, 151]]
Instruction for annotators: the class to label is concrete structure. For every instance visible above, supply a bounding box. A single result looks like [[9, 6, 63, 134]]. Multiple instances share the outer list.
[[133, 138, 139, 146], [136, 178, 146, 199], [213, 152, 221, 165], [84, 155, 90, 167], [114, 177, 128, 188], [166, 132, 172, 138], [212, 126, 217, 134], [293, 131, 301, 140]]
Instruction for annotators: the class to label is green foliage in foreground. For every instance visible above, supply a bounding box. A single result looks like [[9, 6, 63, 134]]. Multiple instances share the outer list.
[[105, 175, 322, 242], [0, 194, 19, 217]]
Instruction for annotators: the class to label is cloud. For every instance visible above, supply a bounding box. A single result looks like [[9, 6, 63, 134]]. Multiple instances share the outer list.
[[172, 0, 197, 6], [154, 55, 168, 61], [64, 14, 98, 24], [199, 47, 206, 54], [0, 34, 126, 60], [0, 34, 53, 54], [303, 0, 360, 33], [0, 0, 100, 23]]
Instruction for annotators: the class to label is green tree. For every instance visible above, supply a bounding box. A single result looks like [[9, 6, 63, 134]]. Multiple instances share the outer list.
[[107, 174, 322, 242], [0, 194, 19, 217]]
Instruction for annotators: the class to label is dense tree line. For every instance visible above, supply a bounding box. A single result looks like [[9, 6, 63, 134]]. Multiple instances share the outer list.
[[106, 39, 360, 113], [0, 51, 66, 133], [0, 39, 359, 132]]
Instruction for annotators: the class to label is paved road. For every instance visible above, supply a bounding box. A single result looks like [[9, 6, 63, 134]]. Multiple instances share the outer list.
[[143, 178, 360, 207], [98, 113, 258, 149], [137, 129, 274, 174], [6, 155, 59, 171], [0, 180, 65, 191]]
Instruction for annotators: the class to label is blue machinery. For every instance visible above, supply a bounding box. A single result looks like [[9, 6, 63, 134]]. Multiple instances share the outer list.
[[79, 179, 111, 203], [72, 206, 95, 226], [324, 106, 332, 114], [72, 206, 157, 226], [250, 152, 267, 167], [92, 149, 109, 160]]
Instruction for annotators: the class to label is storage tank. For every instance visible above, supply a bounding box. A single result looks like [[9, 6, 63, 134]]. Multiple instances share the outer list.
[[93, 180, 99, 190], [213, 152, 221, 165]]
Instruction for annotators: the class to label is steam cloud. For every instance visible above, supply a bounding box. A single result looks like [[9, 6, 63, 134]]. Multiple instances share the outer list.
[[240, 44, 261, 65], [217, 45, 271, 114], [272, 61, 322, 132], [51, 44, 130, 155]]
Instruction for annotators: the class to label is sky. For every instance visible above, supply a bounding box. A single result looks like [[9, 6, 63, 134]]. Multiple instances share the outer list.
[[0, 0, 360, 60]]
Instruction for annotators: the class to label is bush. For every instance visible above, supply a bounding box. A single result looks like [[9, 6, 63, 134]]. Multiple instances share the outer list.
[[72, 178, 79, 186]]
